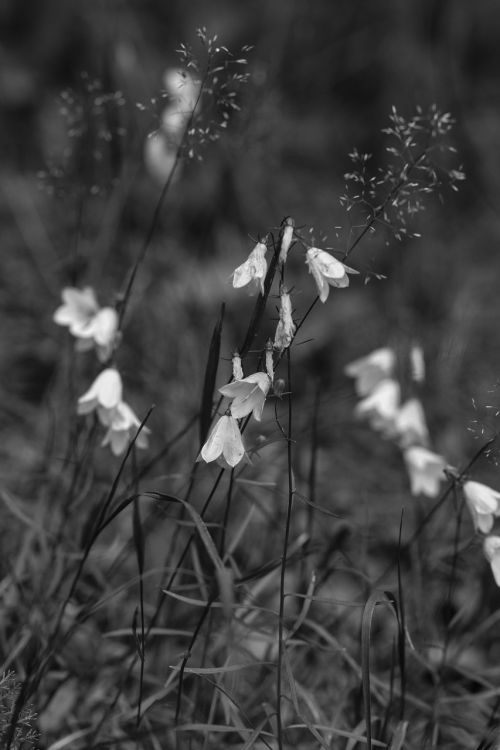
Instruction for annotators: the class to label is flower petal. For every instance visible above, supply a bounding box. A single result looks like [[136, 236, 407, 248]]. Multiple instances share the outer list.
[[309, 248, 346, 279], [200, 416, 227, 463], [222, 416, 245, 467], [93, 308, 119, 347]]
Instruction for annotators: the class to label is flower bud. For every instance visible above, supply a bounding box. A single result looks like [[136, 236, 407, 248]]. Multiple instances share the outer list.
[[278, 216, 295, 265]]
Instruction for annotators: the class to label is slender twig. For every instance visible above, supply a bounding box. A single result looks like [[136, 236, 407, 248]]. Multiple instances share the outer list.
[[276, 348, 295, 750], [117, 58, 211, 331]]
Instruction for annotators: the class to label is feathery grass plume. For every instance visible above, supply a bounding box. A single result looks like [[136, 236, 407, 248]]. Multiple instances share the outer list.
[[145, 31, 250, 183], [341, 105, 465, 248]]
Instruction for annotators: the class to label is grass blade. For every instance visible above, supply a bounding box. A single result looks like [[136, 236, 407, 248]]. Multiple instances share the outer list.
[[200, 302, 225, 446]]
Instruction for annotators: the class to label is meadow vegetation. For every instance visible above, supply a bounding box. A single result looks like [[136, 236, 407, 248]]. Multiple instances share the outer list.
[[2, 3, 500, 749]]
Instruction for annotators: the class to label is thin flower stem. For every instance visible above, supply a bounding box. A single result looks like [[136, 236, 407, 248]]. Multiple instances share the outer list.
[[26, 410, 154, 697], [117, 59, 211, 331], [276, 348, 294, 750], [219, 468, 235, 557], [372, 435, 497, 588], [439, 482, 465, 671], [342, 150, 427, 260]]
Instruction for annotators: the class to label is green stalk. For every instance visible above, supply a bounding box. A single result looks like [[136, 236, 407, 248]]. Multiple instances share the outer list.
[[276, 348, 294, 750]]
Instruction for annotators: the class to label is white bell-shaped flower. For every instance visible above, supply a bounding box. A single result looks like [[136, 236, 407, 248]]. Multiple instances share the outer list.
[[54, 287, 118, 361], [219, 372, 272, 421], [484, 536, 500, 586], [232, 241, 268, 296], [393, 398, 430, 449], [100, 401, 150, 456], [199, 415, 246, 468], [77, 368, 123, 418], [53, 287, 100, 337], [305, 247, 358, 302], [75, 307, 119, 362], [403, 446, 447, 498], [355, 378, 401, 434], [463, 481, 500, 534], [344, 347, 396, 397]]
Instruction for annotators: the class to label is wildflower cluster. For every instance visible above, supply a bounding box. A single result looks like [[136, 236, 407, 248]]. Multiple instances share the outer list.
[[199, 353, 272, 469], [197, 217, 363, 469], [345, 345, 448, 498], [53, 287, 150, 456], [346, 344, 500, 586]]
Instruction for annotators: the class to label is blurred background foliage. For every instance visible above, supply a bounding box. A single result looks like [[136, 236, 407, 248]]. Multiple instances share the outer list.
[[1, 0, 500, 519]]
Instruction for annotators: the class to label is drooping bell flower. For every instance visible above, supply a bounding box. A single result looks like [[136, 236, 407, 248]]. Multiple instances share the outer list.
[[232, 241, 268, 296], [344, 347, 396, 397], [305, 247, 358, 302], [354, 378, 401, 435], [393, 398, 430, 449], [77, 368, 123, 421], [100, 400, 151, 456], [199, 415, 246, 468], [483, 536, 500, 587], [463, 480, 500, 534], [403, 446, 447, 498], [54, 287, 118, 362], [219, 372, 272, 422]]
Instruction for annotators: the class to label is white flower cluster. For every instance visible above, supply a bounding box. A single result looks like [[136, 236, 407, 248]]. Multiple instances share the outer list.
[[345, 345, 447, 497], [230, 223, 359, 303], [345, 344, 500, 587], [200, 219, 361, 471], [53, 287, 150, 456], [199, 354, 272, 470]]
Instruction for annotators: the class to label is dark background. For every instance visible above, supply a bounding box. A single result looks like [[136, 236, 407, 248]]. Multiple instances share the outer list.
[[1, 0, 500, 509]]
